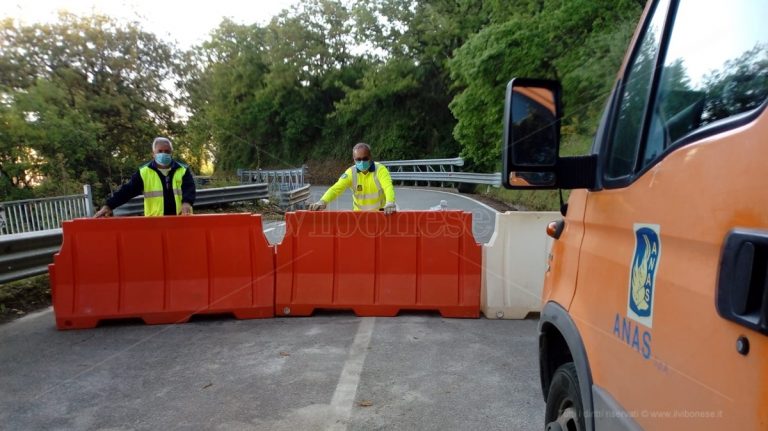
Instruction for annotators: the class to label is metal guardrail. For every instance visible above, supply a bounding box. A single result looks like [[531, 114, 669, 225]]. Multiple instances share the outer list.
[[114, 183, 270, 216], [389, 171, 502, 186], [377, 157, 499, 187], [279, 184, 311, 210], [0, 228, 62, 284], [238, 167, 305, 191], [237, 167, 310, 209], [0, 185, 94, 236], [379, 157, 464, 168], [380, 158, 462, 187]]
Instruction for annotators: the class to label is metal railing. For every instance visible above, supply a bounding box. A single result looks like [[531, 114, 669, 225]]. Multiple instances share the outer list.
[[237, 167, 311, 209], [378, 157, 500, 187], [238, 167, 305, 192], [379, 157, 464, 169], [389, 171, 501, 186], [0, 228, 62, 284], [114, 183, 270, 216], [0, 185, 94, 236], [239, 156, 501, 198], [279, 184, 311, 211]]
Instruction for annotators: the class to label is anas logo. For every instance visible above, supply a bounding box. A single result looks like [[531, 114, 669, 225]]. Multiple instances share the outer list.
[[627, 224, 661, 328]]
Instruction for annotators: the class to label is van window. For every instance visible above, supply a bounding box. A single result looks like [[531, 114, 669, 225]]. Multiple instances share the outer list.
[[642, 0, 768, 166], [605, 0, 670, 179]]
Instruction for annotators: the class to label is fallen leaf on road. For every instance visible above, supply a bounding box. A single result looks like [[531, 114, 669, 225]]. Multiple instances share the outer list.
[[358, 400, 373, 407], [202, 383, 213, 389], [279, 351, 290, 357]]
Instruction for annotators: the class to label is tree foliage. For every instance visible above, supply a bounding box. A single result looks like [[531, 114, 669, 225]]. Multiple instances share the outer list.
[[449, 0, 643, 169], [0, 13, 181, 198]]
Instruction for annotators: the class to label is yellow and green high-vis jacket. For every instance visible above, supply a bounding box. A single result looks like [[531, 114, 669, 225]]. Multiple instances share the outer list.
[[106, 160, 196, 216], [321, 162, 395, 211]]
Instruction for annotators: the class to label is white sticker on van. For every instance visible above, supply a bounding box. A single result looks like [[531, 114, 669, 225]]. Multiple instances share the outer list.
[[627, 223, 661, 328]]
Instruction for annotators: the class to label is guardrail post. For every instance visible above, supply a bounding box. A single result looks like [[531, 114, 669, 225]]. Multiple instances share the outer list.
[[0, 205, 6, 235], [83, 184, 95, 217]]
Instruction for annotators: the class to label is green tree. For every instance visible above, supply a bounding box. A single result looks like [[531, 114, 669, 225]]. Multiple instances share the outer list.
[[181, 20, 271, 172], [325, 0, 487, 160], [448, 0, 643, 170], [184, 1, 366, 171], [0, 13, 182, 198]]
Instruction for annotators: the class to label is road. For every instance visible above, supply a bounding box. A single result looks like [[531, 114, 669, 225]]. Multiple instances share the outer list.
[[0, 187, 544, 431]]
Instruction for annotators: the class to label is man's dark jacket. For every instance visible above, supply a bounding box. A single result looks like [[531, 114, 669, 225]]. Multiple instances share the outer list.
[[106, 160, 196, 216]]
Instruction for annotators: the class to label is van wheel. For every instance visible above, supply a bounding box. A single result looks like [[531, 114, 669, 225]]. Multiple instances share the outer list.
[[545, 362, 586, 431]]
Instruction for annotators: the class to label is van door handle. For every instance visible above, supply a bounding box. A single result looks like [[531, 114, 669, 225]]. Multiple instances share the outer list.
[[716, 229, 768, 336]]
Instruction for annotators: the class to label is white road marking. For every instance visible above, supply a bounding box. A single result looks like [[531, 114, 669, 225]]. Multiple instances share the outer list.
[[328, 317, 375, 431]]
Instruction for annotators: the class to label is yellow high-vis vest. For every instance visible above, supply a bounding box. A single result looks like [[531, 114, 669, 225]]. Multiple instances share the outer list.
[[321, 162, 396, 211], [139, 163, 187, 216]]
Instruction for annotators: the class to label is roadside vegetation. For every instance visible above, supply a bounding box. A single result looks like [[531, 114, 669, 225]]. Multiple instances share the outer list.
[[0, 275, 50, 323]]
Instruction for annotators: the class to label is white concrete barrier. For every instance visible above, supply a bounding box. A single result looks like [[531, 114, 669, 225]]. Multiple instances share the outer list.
[[482, 211, 560, 319]]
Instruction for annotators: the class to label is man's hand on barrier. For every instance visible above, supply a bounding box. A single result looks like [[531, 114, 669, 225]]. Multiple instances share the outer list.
[[94, 205, 113, 218], [384, 202, 396, 215], [181, 202, 193, 216], [309, 200, 327, 211]]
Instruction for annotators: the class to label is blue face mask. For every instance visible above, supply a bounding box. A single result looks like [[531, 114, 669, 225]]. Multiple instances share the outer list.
[[355, 160, 371, 171], [155, 153, 172, 166]]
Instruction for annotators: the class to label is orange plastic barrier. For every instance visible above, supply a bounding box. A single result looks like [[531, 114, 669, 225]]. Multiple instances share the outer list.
[[275, 211, 481, 318], [49, 214, 275, 329]]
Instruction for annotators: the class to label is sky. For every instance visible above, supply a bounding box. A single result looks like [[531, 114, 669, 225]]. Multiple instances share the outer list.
[[0, 0, 301, 49]]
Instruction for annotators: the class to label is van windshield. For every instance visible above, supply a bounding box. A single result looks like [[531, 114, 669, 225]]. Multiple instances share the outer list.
[[645, 0, 768, 160]]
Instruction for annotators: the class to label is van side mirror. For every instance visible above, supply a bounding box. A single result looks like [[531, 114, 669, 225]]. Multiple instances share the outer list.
[[502, 78, 561, 189], [502, 78, 597, 190]]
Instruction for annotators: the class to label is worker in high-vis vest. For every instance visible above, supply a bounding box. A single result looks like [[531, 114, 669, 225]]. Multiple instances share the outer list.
[[94, 137, 196, 217], [309, 143, 396, 214]]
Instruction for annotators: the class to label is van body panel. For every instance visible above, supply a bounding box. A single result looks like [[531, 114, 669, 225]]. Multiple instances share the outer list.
[[542, 189, 589, 309], [516, 0, 768, 427], [569, 106, 768, 429], [592, 385, 643, 431]]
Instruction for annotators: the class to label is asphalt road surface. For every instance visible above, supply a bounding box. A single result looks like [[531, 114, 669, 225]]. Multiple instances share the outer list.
[[0, 188, 545, 431]]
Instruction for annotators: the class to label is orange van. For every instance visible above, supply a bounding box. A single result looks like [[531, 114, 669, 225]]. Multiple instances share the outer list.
[[501, 0, 768, 429]]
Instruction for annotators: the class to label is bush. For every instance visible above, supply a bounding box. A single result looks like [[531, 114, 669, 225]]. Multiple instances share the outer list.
[[305, 159, 354, 185]]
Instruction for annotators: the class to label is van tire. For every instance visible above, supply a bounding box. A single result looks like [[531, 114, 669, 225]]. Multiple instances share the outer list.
[[545, 362, 586, 431]]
